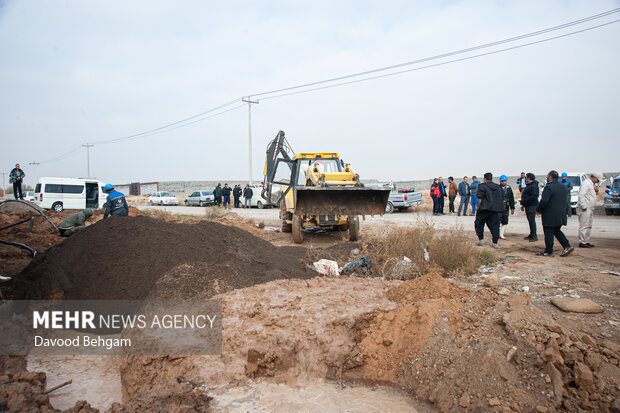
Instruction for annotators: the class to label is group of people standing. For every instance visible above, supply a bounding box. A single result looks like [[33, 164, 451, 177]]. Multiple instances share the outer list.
[[431, 175, 483, 216], [212, 183, 254, 208]]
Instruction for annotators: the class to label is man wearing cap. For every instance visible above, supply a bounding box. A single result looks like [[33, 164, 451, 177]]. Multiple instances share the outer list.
[[560, 173, 574, 217], [498, 175, 515, 239], [470, 176, 480, 216], [103, 184, 129, 218], [58, 209, 93, 237], [576, 172, 603, 248]]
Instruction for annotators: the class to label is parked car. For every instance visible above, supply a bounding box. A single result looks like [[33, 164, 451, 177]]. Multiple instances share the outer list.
[[604, 175, 620, 216], [367, 182, 423, 213], [23, 191, 36, 202], [184, 190, 215, 207], [35, 177, 109, 212], [149, 192, 179, 206]]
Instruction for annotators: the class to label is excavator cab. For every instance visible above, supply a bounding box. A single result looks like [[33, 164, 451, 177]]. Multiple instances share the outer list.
[[262, 131, 389, 243]]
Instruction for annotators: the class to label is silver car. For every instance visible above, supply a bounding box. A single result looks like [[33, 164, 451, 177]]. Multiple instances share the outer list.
[[184, 190, 215, 207]]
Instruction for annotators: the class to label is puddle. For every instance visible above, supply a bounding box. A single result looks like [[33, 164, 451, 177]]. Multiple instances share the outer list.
[[209, 378, 434, 413], [27, 355, 122, 411]]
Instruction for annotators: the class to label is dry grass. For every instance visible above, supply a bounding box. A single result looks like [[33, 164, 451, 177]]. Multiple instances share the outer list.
[[360, 222, 499, 279], [204, 206, 230, 220]]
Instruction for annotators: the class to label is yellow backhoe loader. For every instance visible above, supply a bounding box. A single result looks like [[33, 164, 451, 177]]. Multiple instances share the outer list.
[[261, 130, 389, 243]]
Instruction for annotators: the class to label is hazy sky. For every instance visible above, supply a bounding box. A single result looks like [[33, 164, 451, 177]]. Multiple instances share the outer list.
[[1, 0, 619, 187]]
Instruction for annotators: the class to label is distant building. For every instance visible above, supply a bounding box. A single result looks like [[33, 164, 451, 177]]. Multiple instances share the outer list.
[[113, 182, 159, 196]]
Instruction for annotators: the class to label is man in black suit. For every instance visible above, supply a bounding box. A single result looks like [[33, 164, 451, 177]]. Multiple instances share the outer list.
[[520, 173, 539, 241], [535, 170, 574, 257], [474, 172, 504, 248]]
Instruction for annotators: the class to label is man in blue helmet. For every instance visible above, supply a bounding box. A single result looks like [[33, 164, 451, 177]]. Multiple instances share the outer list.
[[560, 172, 573, 217], [498, 175, 515, 239], [103, 184, 129, 218]]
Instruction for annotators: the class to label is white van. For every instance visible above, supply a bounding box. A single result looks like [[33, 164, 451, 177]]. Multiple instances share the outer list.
[[563, 172, 588, 212], [34, 177, 109, 212]]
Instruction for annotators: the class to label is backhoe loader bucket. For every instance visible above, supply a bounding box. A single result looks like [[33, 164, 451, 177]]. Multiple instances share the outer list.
[[294, 187, 390, 216]]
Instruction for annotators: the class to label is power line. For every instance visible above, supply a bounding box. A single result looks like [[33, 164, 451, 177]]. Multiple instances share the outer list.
[[36, 8, 620, 164], [260, 18, 620, 101], [249, 8, 619, 99], [91, 98, 240, 145]]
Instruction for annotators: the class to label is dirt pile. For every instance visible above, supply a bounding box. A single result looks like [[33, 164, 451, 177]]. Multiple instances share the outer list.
[[7, 215, 315, 300], [344, 276, 620, 412]]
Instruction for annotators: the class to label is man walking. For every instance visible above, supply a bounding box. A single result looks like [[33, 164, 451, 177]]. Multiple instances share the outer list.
[[447, 177, 457, 215], [222, 183, 232, 208], [577, 172, 603, 248], [103, 184, 129, 218], [243, 184, 254, 208], [474, 173, 504, 248], [457, 176, 470, 216], [9, 163, 25, 200], [498, 175, 515, 239], [470, 176, 480, 216], [516, 172, 527, 194], [520, 173, 539, 241], [430, 178, 440, 215], [560, 173, 574, 217], [535, 170, 574, 257], [437, 177, 447, 215]]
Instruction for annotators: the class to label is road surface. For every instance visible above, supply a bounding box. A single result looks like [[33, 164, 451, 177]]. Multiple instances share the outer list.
[[136, 205, 620, 240]]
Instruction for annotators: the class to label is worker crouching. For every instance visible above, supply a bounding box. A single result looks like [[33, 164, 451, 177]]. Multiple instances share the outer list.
[[58, 209, 93, 237], [103, 184, 129, 218]]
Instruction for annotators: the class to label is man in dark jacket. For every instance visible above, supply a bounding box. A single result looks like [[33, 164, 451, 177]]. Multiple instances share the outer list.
[[9, 163, 25, 200], [498, 175, 515, 239], [437, 177, 447, 215], [535, 170, 574, 257], [457, 176, 470, 216], [222, 183, 232, 208], [103, 184, 128, 218], [233, 185, 242, 208], [213, 184, 222, 206], [474, 173, 504, 248], [243, 184, 253, 208], [520, 173, 539, 241]]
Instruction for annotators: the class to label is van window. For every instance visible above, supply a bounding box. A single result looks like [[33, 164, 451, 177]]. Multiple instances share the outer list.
[[44, 184, 84, 194], [45, 184, 63, 193], [35, 184, 42, 193], [63, 185, 84, 194]]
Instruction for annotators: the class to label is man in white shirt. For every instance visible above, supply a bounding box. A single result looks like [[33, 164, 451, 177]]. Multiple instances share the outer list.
[[577, 172, 603, 248]]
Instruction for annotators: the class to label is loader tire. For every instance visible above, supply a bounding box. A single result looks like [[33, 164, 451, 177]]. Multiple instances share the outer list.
[[292, 215, 304, 244], [280, 203, 292, 233], [348, 216, 360, 241]]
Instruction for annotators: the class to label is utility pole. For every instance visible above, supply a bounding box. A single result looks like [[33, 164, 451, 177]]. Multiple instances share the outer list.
[[82, 143, 94, 178], [242, 97, 259, 185], [28, 161, 40, 189]]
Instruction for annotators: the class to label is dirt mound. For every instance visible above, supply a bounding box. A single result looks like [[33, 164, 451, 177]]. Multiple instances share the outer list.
[[345, 279, 620, 412], [7, 215, 315, 300], [0, 200, 44, 213], [386, 272, 471, 303]]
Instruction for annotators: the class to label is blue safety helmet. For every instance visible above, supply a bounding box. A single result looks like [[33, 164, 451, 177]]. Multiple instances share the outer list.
[[103, 184, 114, 191], [499, 175, 507, 181], [561, 172, 568, 178]]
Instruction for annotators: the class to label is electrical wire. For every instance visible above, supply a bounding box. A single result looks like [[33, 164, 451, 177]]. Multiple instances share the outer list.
[[40, 146, 84, 165], [95, 103, 246, 144], [91, 98, 240, 145], [260, 18, 620, 101], [248, 8, 619, 98]]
